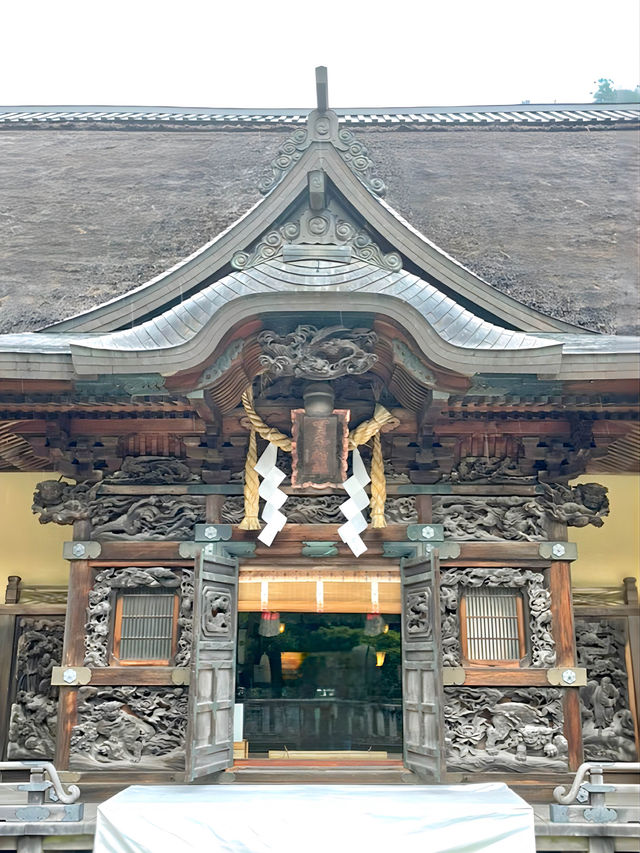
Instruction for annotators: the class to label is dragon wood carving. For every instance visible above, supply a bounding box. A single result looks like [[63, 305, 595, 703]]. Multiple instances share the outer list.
[[258, 325, 377, 380]]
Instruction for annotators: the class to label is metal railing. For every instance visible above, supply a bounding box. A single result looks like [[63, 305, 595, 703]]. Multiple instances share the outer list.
[[0, 762, 90, 853]]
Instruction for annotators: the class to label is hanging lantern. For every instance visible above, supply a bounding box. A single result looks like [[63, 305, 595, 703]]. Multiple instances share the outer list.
[[364, 613, 386, 637], [259, 611, 282, 637]]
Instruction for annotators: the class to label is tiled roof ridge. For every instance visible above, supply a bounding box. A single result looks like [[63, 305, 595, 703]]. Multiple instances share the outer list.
[[0, 102, 638, 128]]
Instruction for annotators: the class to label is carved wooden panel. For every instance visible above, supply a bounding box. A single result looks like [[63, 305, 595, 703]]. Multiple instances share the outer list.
[[401, 550, 444, 781], [576, 616, 637, 761], [186, 548, 238, 781], [6, 617, 64, 759]]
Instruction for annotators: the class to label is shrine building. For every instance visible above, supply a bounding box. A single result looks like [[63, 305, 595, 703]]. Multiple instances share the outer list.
[[0, 70, 638, 810]]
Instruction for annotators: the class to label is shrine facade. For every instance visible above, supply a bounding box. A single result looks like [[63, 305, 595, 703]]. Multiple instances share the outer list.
[[0, 71, 638, 792]]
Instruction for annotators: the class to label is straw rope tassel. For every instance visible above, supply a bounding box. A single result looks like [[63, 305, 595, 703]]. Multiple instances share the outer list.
[[241, 388, 292, 452], [238, 388, 262, 533], [238, 427, 261, 530], [370, 432, 387, 529], [348, 403, 396, 450]]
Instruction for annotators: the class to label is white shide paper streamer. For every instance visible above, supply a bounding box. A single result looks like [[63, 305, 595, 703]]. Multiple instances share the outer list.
[[338, 448, 370, 557], [254, 442, 288, 546]]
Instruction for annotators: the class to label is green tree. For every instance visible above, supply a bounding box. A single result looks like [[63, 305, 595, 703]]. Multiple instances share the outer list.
[[593, 78, 615, 102]]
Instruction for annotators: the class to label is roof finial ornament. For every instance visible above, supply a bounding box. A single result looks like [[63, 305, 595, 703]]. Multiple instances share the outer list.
[[316, 66, 329, 113], [257, 67, 386, 198]]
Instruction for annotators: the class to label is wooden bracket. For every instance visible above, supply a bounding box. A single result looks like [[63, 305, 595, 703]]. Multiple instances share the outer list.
[[442, 667, 466, 685], [171, 668, 190, 686], [539, 541, 578, 561], [51, 666, 91, 687], [547, 667, 587, 687], [62, 541, 101, 560], [194, 524, 232, 542]]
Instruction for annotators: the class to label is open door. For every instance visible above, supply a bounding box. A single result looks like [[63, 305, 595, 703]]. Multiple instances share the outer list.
[[401, 548, 445, 781], [185, 547, 239, 781]]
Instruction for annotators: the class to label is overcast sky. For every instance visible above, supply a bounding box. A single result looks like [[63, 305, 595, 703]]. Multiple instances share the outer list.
[[2, 0, 639, 108]]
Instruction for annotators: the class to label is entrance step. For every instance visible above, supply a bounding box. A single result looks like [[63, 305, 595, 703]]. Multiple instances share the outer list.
[[221, 760, 420, 784]]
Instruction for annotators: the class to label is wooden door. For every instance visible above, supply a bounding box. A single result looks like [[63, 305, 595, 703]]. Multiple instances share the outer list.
[[185, 547, 239, 781], [401, 549, 445, 780]]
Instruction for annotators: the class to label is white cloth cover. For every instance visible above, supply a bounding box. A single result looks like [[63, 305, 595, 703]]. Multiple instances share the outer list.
[[94, 783, 535, 853]]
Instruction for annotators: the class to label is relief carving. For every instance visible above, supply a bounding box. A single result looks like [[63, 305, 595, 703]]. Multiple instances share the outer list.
[[84, 567, 192, 667], [89, 494, 205, 540], [106, 456, 199, 485], [576, 618, 637, 761], [32, 479, 97, 525], [443, 457, 535, 484], [406, 590, 432, 638], [433, 496, 547, 541], [33, 474, 205, 539], [257, 115, 386, 197], [202, 588, 232, 636], [539, 482, 609, 528], [445, 687, 568, 772], [7, 617, 64, 759], [385, 496, 418, 523], [232, 208, 401, 271], [258, 325, 377, 380], [440, 568, 556, 668], [70, 685, 187, 770]]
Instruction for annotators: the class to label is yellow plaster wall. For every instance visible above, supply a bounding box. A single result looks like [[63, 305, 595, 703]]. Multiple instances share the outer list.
[[0, 473, 69, 597], [571, 474, 639, 589], [0, 471, 637, 601]]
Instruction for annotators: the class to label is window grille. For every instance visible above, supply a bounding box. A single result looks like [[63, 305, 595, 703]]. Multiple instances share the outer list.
[[112, 588, 178, 664], [460, 586, 525, 663]]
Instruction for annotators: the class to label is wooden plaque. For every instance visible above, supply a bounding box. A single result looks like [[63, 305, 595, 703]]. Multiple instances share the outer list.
[[290, 408, 349, 489]]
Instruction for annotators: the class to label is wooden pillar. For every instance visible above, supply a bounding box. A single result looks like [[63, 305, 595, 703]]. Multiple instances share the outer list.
[[0, 613, 16, 759], [623, 577, 640, 749], [55, 559, 93, 769], [206, 495, 226, 524], [414, 494, 432, 524], [549, 560, 583, 771]]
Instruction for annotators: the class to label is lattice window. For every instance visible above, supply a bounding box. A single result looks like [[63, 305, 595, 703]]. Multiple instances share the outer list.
[[460, 586, 526, 664], [112, 588, 179, 665]]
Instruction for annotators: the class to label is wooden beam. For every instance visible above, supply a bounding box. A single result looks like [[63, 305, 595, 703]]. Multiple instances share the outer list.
[[55, 559, 93, 769], [88, 667, 181, 686], [460, 668, 551, 686], [549, 560, 583, 770]]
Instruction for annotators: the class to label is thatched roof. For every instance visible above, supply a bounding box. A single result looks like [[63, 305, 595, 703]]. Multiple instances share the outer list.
[[0, 115, 638, 334]]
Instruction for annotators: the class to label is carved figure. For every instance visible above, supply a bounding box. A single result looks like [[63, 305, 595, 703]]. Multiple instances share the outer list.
[[576, 618, 637, 761], [202, 589, 231, 636], [32, 479, 97, 524], [70, 686, 188, 770], [444, 456, 534, 484], [6, 617, 64, 759], [440, 568, 556, 668], [406, 590, 432, 638], [540, 482, 609, 528], [444, 687, 567, 772], [107, 457, 199, 485], [33, 475, 206, 539], [258, 325, 377, 380]]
